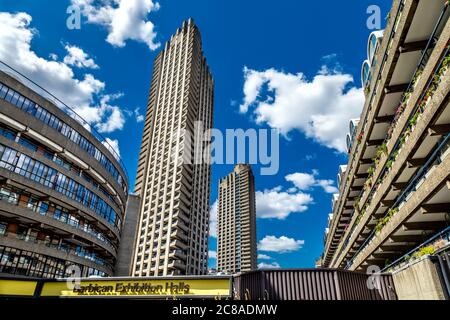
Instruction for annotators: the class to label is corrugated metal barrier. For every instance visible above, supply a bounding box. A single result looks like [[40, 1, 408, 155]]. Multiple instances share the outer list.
[[233, 269, 397, 300], [435, 251, 450, 299]]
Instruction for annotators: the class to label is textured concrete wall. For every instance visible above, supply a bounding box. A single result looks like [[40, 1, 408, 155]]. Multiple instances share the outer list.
[[115, 194, 141, 276], [392, 256, 446, 300]]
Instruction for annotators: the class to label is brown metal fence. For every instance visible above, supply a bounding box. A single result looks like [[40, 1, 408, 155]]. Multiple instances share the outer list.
[[233, 269, 397, 300], [435, 251, 450, 299]]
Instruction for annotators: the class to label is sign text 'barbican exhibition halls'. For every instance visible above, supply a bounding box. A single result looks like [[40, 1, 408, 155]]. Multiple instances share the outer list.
[[74, 281, 191, 295]]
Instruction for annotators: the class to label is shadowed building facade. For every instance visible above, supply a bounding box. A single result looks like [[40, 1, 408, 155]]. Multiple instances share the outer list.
[[131, 19, 214, 276]]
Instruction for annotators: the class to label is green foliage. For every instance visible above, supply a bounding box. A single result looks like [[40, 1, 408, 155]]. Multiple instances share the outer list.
[[376, 143, 388, 159], [375, 208, 398, 233], [412, 245, 435, 259], [398, 133, 407, 147], [392, 150, 399, 160], [386, 159, 394, 169], [367, 166, 375, 177], [410, 112, 419, 126]]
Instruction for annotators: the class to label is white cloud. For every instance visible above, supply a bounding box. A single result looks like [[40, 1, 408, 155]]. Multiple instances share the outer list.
[[316, 179, 339, 194], [258, 262, 281, 269], [285, 172, 316, 190], [0, 12, 126, 133], [257, 254, 272, 260], [95, 94, 126, 133], [285, 171, 338, 194], [63, 44, 99, 69], [102, 138, 121, 159], [208, 250, 217, 259], [134, 107, 145, 122], [287, 187, 297, 193], [239, 66, 364, 152], [209, 200, 218, 238], [258, 235, 304, 253], [72, 0, 160, 50], [256, 187, 313, 219]]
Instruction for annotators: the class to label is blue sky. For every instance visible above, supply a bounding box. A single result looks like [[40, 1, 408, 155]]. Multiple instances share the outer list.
[[0, 0, 391, 269]]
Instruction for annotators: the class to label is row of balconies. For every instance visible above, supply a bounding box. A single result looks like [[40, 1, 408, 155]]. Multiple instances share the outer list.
[[329, 42, 450, 269], [324, 0, 449, 266]]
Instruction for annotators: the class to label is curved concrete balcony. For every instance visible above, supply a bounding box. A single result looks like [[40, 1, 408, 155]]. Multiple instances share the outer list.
[[0, 233, 113, 275], [0, 201, 117, 257]]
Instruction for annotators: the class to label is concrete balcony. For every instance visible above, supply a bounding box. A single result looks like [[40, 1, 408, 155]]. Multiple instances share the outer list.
[[0, 233, 113, 275], [332, 73, 450, 268], [324, 2, 450, 266], [350, 152, 450, 271], [0, 201, 117, 257]]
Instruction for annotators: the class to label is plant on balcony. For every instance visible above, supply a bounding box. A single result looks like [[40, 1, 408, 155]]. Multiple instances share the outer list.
[[364, 85, 370, 96], [356, 204, 368, 225], [356, 132, 363, 145], [409, 111, 420, 126], [375, 207, 399, 234], [376, 143, 388, 159], [386, 159, 394, 169], [367, 166, 375, 178], [412, 245, 435, 260], [392, 150, 399, 159]]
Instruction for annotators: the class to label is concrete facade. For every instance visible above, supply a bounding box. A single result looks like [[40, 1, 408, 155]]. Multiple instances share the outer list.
[[131, 19, 214, 276], [321, 0, 450, 291], [217, 164, 257, 274], [115, 194, 141, 276], [0, 68, 128, 278], [392, 256, 446, 300]]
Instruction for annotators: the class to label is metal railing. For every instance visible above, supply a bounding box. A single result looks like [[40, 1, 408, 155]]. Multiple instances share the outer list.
[[382, 225, 450, 272], [0, 192, 116, 251], [325, 0, 406, 262], [0, 231, 113, 270], [337, 41, 450, 269], [346, 133, 450, 269]]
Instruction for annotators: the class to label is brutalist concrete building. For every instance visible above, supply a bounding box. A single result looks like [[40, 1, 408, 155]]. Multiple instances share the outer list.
[[131, 19, 214, 277], [0, 67, 128, 278], [321, 0, 450, 299], [217, 164, 257, 274]]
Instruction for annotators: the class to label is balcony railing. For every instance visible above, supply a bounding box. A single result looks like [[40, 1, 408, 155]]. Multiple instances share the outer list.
[[325, 1, 406, 257], [382, 225, 450, 272], [346, 132, 450, 269], [0, 192, 116, 253], [0, 60, 129, 184], [332, 41, 450, 268], [0, 231, 113, 270]]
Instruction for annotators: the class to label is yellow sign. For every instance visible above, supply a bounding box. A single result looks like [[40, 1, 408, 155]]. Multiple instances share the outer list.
[[0, 279, 37, 296], [40, 278, 231, 298]]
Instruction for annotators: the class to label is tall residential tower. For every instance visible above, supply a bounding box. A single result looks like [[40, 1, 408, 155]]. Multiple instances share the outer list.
[[217, 164, 257, 274], [131, 19, 214, 276]]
